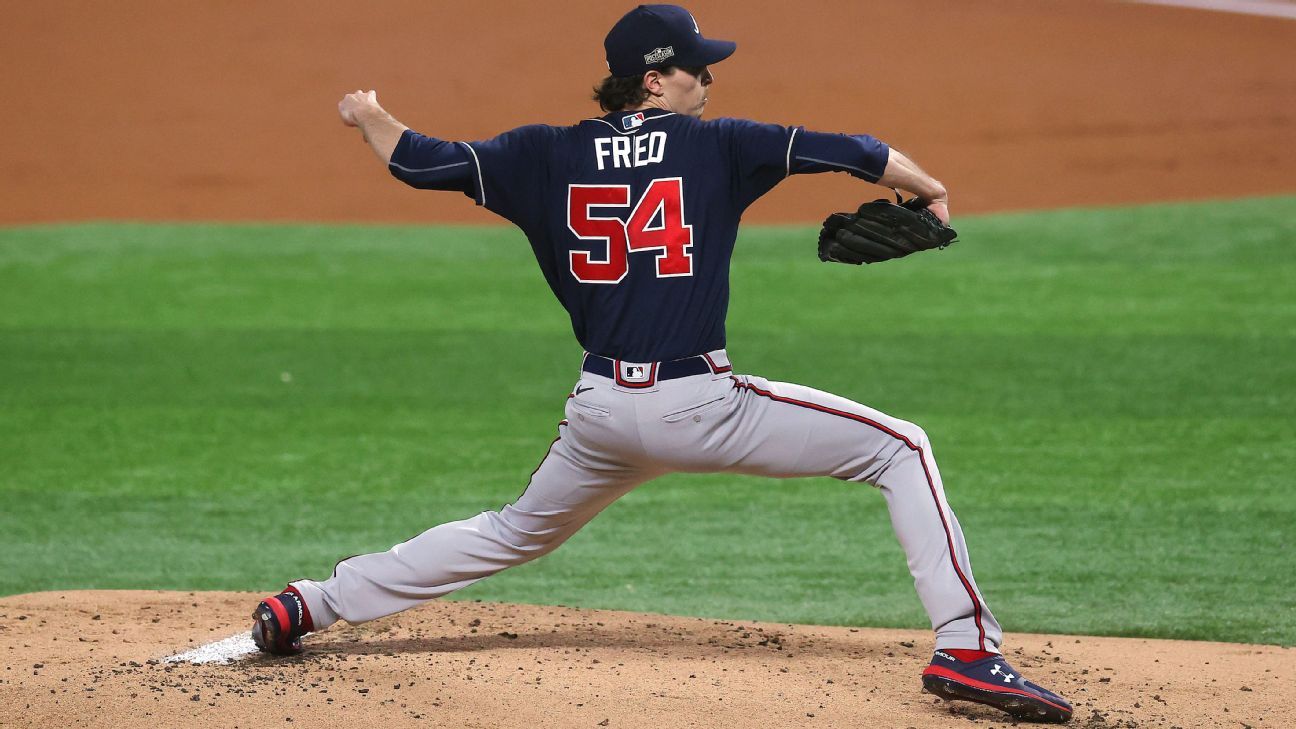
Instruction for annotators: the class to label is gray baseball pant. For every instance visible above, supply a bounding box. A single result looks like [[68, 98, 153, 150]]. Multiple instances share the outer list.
[[292, 350, 1002, 651]]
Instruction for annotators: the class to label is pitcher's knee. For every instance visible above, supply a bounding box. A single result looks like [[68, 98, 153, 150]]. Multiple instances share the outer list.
[[899, 421, 931, 451], [865, 419, 932, 480], [488, 506, 583, 555]]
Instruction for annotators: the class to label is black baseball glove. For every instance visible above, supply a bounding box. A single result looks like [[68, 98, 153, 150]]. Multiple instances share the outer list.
[[818, 197, 958, 265]]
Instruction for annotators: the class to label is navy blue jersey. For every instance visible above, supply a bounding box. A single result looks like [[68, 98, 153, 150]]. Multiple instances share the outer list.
[[389, 108, 888, 361]]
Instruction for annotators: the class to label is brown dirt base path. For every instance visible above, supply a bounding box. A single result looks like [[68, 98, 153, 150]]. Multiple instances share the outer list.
[[4, 1, 1295, 225], [1, 592, 1291, 728]]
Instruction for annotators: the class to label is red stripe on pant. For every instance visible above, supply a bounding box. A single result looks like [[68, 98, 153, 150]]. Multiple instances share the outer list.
[[732, 378, 987, 650]]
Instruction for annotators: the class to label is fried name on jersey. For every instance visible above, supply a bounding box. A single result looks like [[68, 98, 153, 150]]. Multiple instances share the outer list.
[[594, 131, 667, 171]]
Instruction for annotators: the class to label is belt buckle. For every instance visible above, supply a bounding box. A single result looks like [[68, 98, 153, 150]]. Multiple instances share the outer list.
[[615, 360, 658, 389]]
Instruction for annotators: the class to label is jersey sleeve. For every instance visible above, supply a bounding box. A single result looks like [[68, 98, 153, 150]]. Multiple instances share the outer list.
[[787, 130, 890, 182], [715, 119, 892, 210], [387, 124, 557, 227], [388, 130, 476, 195], [461, 124, 560, 227], [713, 118, 801, 210]]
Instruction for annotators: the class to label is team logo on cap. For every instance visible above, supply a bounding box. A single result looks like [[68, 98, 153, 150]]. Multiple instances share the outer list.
[[622, 112, 646, 131], [644, 46, 675, 64]]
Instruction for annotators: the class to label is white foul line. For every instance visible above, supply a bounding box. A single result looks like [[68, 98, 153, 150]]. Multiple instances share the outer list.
[[1127, 0, 1296, 19], [163, 633, 259, 664]]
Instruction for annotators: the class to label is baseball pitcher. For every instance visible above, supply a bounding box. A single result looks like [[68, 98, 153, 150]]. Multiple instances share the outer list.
[[251, 5, 1072, 723]]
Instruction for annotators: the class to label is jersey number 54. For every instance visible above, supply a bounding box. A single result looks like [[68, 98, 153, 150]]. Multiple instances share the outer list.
[[567, 178, 694, 283]]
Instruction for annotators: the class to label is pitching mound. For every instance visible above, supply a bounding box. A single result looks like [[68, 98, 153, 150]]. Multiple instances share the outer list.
[[1, 591, 1291, 728]]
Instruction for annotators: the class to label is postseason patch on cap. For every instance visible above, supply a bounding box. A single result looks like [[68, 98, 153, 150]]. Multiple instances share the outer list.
[[643, 46, 675, 65], [623, 111, 647, 131]]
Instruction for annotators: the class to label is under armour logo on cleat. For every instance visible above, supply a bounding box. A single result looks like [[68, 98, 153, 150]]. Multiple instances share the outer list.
[[990, 664, 1015, 683]]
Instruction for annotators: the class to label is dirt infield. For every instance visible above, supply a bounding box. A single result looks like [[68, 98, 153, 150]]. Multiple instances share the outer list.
[[1, 591, 1291, 728], [4, 0, 1295, 226]]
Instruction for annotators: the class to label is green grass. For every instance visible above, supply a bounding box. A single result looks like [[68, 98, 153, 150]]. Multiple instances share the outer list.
[[2, 197, 1293, 646]]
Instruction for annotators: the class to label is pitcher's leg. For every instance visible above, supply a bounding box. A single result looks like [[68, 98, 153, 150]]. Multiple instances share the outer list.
[[293, 429, 652, 628], [723, 375, 1002, 652]]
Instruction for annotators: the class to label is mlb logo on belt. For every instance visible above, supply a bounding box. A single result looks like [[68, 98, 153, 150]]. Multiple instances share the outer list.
[[615, 360, 658, 388], [623, 112, 646, 131], [619, 362, 650, 382]]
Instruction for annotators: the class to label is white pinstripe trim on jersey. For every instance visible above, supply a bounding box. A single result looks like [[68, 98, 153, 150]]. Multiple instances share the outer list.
[[459, 142, 486, 206], [388, 160, 470, 174], [584, 112, 677, 135], [795, 155, 876, 179], [784, 127, 800, 178]]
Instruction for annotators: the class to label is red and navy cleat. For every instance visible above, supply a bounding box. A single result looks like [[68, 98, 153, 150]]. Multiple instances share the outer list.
[[922, 650, 1073, 723], [250, 585, 314, 656]]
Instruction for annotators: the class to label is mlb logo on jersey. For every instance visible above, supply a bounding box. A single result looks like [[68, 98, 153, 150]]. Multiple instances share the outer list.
[[623, 112, 646, 131]]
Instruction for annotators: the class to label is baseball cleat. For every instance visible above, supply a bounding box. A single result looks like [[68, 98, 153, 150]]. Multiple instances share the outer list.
[[250, 586, 314, 656], [922, 650, 1073, 723]]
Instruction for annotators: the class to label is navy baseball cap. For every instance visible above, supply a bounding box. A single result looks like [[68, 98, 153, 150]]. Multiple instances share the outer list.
[[604, 5, 737, 77]]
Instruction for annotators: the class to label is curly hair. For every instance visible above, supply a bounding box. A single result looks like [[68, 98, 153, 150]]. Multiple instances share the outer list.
[[591, 74, 651, 112], [591, 66, 704, 112]]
